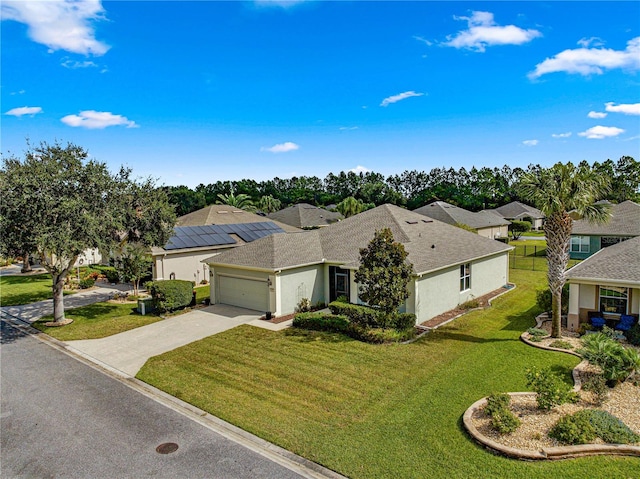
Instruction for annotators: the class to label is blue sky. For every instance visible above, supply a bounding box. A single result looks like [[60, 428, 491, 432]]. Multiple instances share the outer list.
[[2, 1, 639, 188]]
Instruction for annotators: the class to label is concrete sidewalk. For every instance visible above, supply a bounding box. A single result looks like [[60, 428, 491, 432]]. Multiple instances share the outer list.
[[66, 304, 261, 377]]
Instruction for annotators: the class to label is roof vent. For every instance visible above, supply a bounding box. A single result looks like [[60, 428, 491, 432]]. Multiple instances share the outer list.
[[431, 244, 435, 249], [422, 219, 432, 223], [218, 211, 228, 214], [406, 220, 418, 224]]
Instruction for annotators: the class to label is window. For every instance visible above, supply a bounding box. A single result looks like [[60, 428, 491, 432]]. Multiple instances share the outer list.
[[570, 236, 590, 253], [599, 286, 628, 315], [460, 263, 471, 292]]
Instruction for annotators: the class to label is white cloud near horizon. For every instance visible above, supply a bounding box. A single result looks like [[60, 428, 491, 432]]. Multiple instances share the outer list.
[[578, 125, 625, 140], [260, 141, 300, 153], [522, 139, 538, 146], [61, 110, 138, 129], [1, 0, 109, 55], [339, 126, 359, 131], [380, 91, 424, 107], [349, 165, 371, 174], [588, 111, 607, 119], [529, 37, 640, 79], [5, 106, 43, 117], [605, 102, 640, 116], [552, 132, 572, 138], [253, 0, 306, 8], [444, 11, 541, 52]]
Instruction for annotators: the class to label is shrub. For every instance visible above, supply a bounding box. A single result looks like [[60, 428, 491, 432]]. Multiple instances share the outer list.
[[293, 312, 349, 332], [491, 409, 521, 434], [579, 333, 640, 384], [577, 322, 594, 336], [100, 266, 120, 284], [581, 374, 608, 406], [527, 327, 548, 342], [549, 410, 597, 445], [460, 299, 479, 310], [525, 367, 579, 410], [78, 277, 95, 289], [295, 297, 312, 313], [329, 301, 380, 328], [625, 322, 640, 346], [548, 340, 573, 350], [148, 280, 193, 312], [536, 284, 569, 315], [484, 393, 511, 416], [390, 312, 417, 331], [584, 409, 640, 444]]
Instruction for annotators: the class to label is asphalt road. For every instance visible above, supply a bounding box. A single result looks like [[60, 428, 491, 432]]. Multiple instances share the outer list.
[[0, 320, 308, 479]]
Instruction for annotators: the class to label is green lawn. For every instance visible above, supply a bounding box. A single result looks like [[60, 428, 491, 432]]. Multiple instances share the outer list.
[[137, 269, 638, 478], [0, 274, 56, 306], [33, 302, 163, 341]]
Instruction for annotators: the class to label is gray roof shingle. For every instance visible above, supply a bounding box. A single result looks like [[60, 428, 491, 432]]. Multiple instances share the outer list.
[[571, 200, 640, 237], [176, 204, 300, 232], [491, 201, 545, 220], [267, 203, 343, 228], [208, 204, 512, 274], [566, 236, 640, 284], [414, 201, 510, 229]]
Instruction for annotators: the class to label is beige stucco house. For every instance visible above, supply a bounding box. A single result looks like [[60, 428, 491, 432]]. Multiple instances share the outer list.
[[566, 235, 640, 332], [414, 201, 510, 240], [205, 204, 513, 323], [488, 201, 545, 230]]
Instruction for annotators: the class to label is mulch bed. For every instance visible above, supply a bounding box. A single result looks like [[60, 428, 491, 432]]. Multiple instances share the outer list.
[[259, 312, 296, 324], [420, 286, 512, 329]]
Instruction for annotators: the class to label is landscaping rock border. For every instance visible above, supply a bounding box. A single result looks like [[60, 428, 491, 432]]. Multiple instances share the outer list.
[[462, 313, 640, 460]]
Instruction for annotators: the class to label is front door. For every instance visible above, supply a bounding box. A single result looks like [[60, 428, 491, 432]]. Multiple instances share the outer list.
[[329, 266, 350, 302]]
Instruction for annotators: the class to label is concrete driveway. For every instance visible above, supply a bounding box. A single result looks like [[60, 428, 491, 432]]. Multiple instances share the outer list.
[[67, 304, 261, 377]]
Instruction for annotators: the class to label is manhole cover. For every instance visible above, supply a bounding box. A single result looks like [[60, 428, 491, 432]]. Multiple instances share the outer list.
[[156, 442, 179, 454]]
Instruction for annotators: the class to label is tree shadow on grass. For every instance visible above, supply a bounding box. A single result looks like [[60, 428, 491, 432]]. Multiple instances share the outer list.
[[284, 327, 355, 344], [428, 330, 517, 345], [69, 303, 137, 320], [501, 305, 542, 332]]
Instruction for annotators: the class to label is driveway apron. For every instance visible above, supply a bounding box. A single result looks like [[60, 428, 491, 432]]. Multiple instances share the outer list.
[[66, 304, 260, 377]]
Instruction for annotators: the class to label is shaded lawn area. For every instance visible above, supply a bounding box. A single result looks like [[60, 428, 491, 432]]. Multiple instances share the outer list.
[[137, 270, 638, 478], [0, 274, 57, 306], [33, 302, 163, 341]]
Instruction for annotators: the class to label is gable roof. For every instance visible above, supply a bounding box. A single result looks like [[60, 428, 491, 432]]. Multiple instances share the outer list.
[[414, 201, 510, 229], [207, 204, 512, 274], [571, 200, 640, 237], [267, 203, 343, 228], [176, 204, 299, 232], [566, 235, 640, 285], [491, 201, 545, 220]]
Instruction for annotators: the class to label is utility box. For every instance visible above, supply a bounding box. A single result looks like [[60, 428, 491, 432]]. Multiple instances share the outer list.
[[137, 298, 155, 315]]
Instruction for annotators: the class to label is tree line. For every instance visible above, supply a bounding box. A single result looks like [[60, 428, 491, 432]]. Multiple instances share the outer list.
[[164, 156, 639, 217]]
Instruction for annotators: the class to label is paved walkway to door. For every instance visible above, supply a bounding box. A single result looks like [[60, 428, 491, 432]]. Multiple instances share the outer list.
[[66, 304, 261, 378]]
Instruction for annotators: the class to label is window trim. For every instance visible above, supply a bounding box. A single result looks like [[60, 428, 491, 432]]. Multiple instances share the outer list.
[[570, 235, 590, 253], [460, 263, 471, 292], [598, 286, 628, 315]]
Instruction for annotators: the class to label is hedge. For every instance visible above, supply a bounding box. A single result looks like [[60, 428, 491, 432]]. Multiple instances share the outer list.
[[329, 301, 380, 327], [293, 312, 349, 332], [148, 280, 193, 312]]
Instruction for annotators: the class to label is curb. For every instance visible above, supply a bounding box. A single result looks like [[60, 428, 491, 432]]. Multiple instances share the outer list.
[[462, 314, 640, 460]]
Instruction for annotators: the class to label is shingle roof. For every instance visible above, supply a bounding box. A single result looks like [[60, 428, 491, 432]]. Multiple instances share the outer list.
[[208, 204, 512, 274], [566, 236, 640, 285], [176, 204, 299, 232], [267, 203, 343, 228], [414, 201, 510, 229], [491, 201, 545, 220], [571, 200, 640, 237]]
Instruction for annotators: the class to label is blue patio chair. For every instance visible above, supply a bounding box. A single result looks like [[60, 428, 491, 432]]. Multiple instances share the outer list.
[[615, 315, 636, 332], [589, 316, 606, 329]]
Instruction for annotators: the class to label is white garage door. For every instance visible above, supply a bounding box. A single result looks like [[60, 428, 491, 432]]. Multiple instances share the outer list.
[[218, 275, 269, 312]]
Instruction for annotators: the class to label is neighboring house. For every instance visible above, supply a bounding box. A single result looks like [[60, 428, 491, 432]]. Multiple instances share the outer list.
[[413, 201, 510, 239], [267, 203, 343, 229], [488, 201, 545, 230], [74, 248, 102, 267], [205, 204, 512, 324], [566, 235, 640, 332], [151, 205, 299, 283], [569, 200, 640, 260]]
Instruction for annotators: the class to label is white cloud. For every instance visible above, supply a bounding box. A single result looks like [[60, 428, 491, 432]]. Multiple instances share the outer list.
[[253, 0, 306, 8], [5, 106, 43, 117], [522, 139, 539, 146], [380, 91, 424, 107], [339, 126, 359, 131], [349, 165, 371, 174], [577, 37, 605, 48], [1, 0, 110, 55], [413, 35, 433, 47], [61, 59, 98, 69], [605, 102, 640, 116], [444, 11, 541, 52], [61, 110, 138, 129], [260, 141, 299, 153], [529, 37, 640, 79], [588, 111, 607, 119], [578, 125, 625, 140], [552, 132, 572, 138]]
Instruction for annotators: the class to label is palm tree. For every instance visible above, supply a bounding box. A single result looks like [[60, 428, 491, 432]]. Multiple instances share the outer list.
[[517, 162, 610, 338], [258, 195, 281, 214], [216, 192, 256, 212]]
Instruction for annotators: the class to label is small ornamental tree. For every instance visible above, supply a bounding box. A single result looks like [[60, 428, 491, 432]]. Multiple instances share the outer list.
[[510, 220, 531, 240], [354, 228, 414, 328]]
